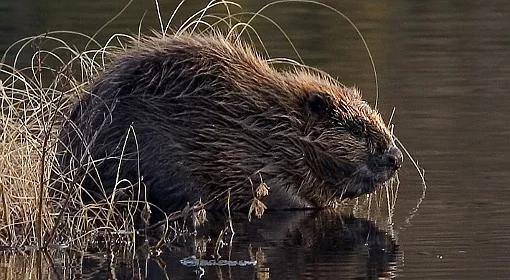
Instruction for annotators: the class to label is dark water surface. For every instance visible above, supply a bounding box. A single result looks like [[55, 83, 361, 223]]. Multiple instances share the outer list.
[[1, 1, 510, 279]]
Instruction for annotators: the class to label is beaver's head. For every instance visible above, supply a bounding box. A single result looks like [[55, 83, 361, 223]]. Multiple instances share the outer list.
[[109, 34, 403, 209], [282, 73, 403, 206]]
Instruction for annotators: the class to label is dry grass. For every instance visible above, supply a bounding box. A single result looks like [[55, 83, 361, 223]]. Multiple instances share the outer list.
[[0, 31, 128, 249]]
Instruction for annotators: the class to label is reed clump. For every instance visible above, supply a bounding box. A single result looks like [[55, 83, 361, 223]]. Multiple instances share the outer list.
[[0, 31, 131, 249]]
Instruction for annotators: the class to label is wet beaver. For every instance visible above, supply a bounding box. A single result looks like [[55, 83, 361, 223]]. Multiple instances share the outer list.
[[56, 33, 402, 213]]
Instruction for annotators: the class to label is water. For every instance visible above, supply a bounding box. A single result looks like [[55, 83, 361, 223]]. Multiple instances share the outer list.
[[1, 1, 510, 279]]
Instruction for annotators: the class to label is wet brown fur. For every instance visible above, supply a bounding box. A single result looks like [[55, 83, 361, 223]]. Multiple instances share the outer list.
[[56, 32, 398, 213]]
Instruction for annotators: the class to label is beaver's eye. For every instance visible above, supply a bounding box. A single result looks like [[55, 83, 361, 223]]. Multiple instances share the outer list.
[[350, 121, 366, 137], [305, 93, 330, 119]]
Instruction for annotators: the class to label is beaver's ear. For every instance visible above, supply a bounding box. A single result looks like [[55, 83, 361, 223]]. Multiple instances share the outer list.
[[305, 93, 330, 119]]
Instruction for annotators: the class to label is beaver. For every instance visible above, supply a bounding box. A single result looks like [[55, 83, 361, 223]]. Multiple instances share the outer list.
[[55, 33, 402, 214]]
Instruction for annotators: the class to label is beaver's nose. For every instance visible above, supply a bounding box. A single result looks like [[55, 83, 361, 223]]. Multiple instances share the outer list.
[[382, 146, 403, 170], [371, 146, 403, 171]]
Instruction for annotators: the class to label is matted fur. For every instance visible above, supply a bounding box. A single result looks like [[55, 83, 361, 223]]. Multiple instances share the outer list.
[[56, 32, 400, 213]]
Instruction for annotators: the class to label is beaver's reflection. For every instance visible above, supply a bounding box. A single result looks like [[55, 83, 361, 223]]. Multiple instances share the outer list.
[[144, 210, 400, 280]]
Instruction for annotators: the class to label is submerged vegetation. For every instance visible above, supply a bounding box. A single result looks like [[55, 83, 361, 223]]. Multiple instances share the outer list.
[[0, 0, 425, 278]]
